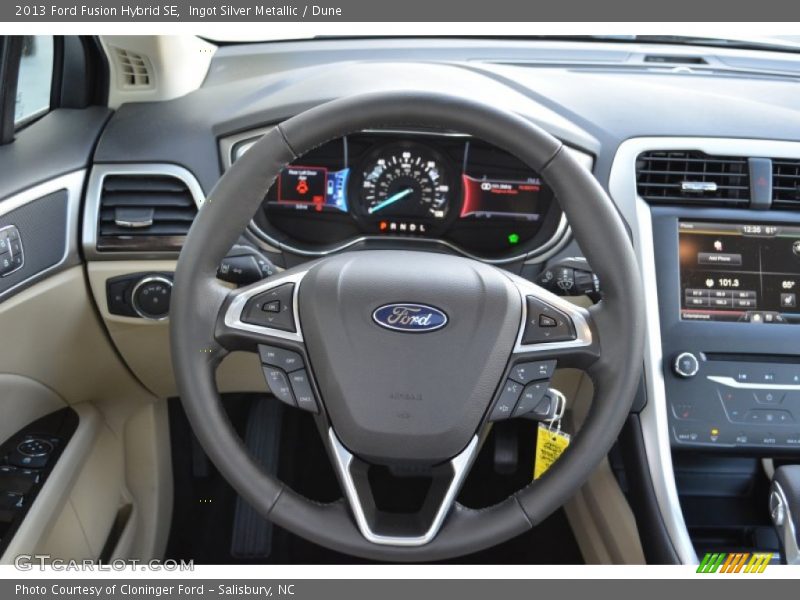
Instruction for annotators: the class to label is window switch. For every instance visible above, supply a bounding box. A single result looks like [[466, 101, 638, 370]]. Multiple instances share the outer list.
[[0, 466, 38, 495]]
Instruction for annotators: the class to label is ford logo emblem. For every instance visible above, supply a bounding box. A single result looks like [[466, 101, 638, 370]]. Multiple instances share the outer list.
[[372, 303, 448, 333]]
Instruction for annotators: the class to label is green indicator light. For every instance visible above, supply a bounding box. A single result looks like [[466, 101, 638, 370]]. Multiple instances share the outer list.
[[508, 233, 520, 245]]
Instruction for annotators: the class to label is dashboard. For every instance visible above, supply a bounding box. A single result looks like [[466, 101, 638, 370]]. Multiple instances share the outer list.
[[67, 38, 800, 566], [226, 130, 574, 262]]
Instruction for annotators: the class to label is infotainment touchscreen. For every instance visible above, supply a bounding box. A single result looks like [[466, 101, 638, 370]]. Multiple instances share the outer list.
[[678, 221, 800, 323]]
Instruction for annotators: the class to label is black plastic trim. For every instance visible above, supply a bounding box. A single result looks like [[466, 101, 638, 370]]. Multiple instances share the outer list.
[[618, 414, 681, 564], [0, 37, 23, 145], [0, 408, 79, 555]]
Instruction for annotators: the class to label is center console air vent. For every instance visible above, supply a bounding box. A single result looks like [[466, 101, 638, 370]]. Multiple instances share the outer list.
[[636, 151, 750, 206], [772, 159, 800, 208], [95, 170, 202, 253]]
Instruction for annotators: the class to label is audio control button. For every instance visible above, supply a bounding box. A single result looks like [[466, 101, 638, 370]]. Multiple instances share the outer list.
[[490, 380, 524, 421], [674, 352, 700, 378]]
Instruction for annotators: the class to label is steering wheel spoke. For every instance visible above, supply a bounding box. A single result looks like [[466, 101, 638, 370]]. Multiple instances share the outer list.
[[485, 275, 599, 423], [328, 430, 481, 546], [215, 271, 322, 414]]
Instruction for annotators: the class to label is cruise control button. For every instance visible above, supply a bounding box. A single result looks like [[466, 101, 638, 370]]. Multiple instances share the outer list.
[[217, 255, 262, 285], [522, 296, 576, 344], [262, 367, 296, 407], [242, 283, 296, 331], [288, 370, 319, 413], [258, 345, 304, 372], [490, 380, 523, 421], [509, 360, 556, 385], [512, 381, 549, 418]]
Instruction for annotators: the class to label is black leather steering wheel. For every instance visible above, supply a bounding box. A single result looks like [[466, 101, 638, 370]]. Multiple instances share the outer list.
[[170, 92, 645, 561]]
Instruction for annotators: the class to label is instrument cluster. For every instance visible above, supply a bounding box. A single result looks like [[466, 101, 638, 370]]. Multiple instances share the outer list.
[[243, 131, 568, 261]]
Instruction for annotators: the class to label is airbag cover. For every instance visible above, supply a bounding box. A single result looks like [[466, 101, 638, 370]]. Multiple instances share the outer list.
[[298, 250, 520, 464]]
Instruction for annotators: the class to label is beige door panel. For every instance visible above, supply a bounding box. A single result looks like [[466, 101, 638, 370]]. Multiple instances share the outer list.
[[1, 403, 103, 562], [0, 266, 157, 432], [0, 375, 67, 448], [0, 267, 172, 562], [38, 405, 124, 559]]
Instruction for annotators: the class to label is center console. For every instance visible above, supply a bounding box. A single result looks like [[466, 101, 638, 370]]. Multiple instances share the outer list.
[[654, 210, 800, 454]]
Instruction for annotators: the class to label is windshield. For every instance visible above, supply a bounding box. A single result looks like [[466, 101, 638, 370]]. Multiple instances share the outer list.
[[204, 34, 800, 53]]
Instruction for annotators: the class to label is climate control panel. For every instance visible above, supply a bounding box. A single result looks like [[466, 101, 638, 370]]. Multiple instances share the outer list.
[[667, 353, 800, 452]]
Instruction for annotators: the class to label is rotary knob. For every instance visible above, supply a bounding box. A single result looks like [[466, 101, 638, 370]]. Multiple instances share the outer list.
[[131, 275, 173, 320], [674, 352, 700, 378]]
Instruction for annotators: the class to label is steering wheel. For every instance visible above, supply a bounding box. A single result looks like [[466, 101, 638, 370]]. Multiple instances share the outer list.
[[170, 92, 644, 561]]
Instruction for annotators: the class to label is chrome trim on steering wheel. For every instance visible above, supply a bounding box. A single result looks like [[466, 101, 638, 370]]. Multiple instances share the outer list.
[[328, 430, 480, 547], [223, 270, 308, 343]]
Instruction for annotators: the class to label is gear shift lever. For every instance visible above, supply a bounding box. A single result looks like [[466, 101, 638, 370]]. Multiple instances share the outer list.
[[770, 465, 800, 565]]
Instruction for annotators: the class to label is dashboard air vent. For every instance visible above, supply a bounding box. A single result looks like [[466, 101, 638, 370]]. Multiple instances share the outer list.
[[636, 151, 750, 206], [97, 174, 198, 252], [112, 47, 154, 89], [772, 159, 800, 208]]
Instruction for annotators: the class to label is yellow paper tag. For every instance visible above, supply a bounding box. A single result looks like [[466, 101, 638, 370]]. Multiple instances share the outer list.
[[534, 422, 571, 480]]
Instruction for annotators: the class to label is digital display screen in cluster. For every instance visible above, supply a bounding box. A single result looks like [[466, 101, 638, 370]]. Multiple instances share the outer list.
[[276, 166, 349, 212], [678, 221, 800, 324], [460, 175, 544, 221]]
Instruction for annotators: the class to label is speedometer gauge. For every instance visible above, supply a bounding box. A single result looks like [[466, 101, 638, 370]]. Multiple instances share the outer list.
[[359, 143, 450, 219]]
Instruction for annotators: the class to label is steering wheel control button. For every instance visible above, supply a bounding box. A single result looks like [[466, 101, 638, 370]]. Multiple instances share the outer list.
[[258, 345, 304, 373], [490, 380, 524, 421], [287, 370, 319, 413], [539, 315, 557, 327], [131, 275, 173, 320], [242, 283, 296, 332], [512, 381, 549, 418], [673, 352, 700, 378], [521, 296, 576, 344], [509, 360, 557, 385], [262, 367, 296, 408]]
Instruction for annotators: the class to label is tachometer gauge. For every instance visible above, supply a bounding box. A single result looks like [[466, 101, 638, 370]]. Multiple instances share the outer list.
[[359, 144, 450, 219]]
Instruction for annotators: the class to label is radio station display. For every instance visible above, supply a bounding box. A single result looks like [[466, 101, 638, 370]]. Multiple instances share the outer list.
[[274, 165, 349, 212], [678, 221, 800, 323]]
